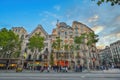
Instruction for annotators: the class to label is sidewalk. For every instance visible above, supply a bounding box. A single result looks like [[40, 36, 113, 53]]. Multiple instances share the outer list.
[[0, 69, 120, 73], [88, 69, 120, 73], [103, 69, 120, 73]]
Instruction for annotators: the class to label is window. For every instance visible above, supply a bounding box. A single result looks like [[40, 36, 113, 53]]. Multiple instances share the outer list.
[[58, 32, 60, 35], [28, 54, 31, 60], [65, 32, 67, 35], [39, 55, 42, 61], [25, 48, 27, 52], [75, 25, 78, 30], [44, 43, 48, 46], [70, 35, 72, 38]]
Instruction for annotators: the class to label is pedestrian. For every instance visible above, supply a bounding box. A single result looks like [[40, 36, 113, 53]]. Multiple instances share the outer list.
[[80, 65, 82, 72], [47, 66, 50, 72], [65, 66, 68, 72], [40, 66, 44, 72]]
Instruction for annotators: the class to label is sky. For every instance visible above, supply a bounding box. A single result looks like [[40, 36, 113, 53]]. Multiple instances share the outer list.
[[0, 0, 120, 49]]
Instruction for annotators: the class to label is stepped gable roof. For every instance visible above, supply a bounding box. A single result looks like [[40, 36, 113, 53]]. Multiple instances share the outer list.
[[29, 24, 48, 37], [12, 27, 27, 32]]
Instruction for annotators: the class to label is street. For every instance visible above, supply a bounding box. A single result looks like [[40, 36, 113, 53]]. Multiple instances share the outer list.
[[0, 72, 120, 80]]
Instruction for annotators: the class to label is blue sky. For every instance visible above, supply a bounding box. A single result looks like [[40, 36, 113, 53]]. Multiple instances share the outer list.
[[0, 0, 120, 49]]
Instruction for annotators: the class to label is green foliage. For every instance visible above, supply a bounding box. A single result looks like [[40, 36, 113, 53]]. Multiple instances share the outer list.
[[69, 45, 74, 50], [56, 37, 62, 50], [12, 51, 20, 58], [52, 37, 62, 51], [64, 44, 69, 51], [94, 0, 120, 6], [74, 34, 87, 50], [86, 32, 99, 46], [50, 53, 54, 66], [0, 28, 21, 58], [28, 34, 44, 51], [74, 32, 99, 49], [52, 42, 57, 50], [75, 45, 80, 50], [74, 36, 82, 44]]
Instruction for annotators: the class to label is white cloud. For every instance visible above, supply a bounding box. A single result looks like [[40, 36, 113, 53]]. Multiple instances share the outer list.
[[88, 15, 99, 23], [91, 25, 104, 34], [44, 11, 62, 19], [51, 21, 56, 27], [54, 5, 61, 11], [114, 15, 120, 25], [116, 15, 120, 21], [97, 32, 120, 49]]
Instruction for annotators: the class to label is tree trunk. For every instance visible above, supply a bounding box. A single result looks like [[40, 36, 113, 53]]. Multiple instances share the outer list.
[[87, 46, 90, 72], [33, 49, 37, 71]]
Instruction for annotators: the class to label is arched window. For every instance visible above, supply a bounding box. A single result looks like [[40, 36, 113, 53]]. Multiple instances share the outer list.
[[39, 55, 42, 61]]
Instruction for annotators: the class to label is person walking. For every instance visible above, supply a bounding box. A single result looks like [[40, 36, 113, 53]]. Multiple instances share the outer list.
[[47, 66, 50, 72]]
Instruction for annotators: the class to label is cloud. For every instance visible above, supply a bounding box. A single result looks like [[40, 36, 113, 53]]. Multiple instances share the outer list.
[[96, 32, 120, 49], [54, 5, 61, 11], [115, 15, 120, 22], [96, 44, 106, 49], [43, 11, 62, 19], [51, 21, 56, 27], [106, 15, 120, 34], [88, 15, 99, 23], [91, 25, 104, 34]]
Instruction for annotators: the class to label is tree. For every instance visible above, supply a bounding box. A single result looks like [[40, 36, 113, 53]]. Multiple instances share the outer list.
[[50, 53, 54, 66], [28, 34, 44, 70], [55, 37, 62, 51], [74, 36, 83, 66], [52, 42, 57, 51], [0, 28, 21, 71], [86, 32, 99, 71], [0, 28, 20, 58], [93, 0, 120, 6], [74, 32, 98, 71], [51, 37, 62, 66], [64, 44, 69, 51]]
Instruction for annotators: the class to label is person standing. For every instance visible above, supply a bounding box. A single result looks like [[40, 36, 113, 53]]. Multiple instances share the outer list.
[[47, 66, 50, 72]]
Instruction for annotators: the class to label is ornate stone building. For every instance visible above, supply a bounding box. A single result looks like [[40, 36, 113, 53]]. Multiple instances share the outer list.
[[12, 25, 51, 68], [10, 21, 98, 69], [51, 21, 98, 69]]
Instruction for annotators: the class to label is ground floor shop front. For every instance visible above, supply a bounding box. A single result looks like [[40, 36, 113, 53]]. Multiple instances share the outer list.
[[0, 58, 20, 70]]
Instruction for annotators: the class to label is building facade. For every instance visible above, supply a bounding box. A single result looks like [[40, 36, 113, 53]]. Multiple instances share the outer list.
[[110, 40, 120, 67], [8, 21, 99, 70], [98, 46, 112, 67], [12, 25, 51, 69], [51, 21, 98, 69]]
